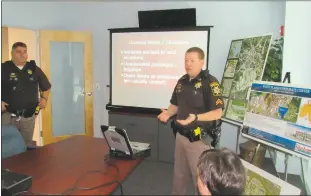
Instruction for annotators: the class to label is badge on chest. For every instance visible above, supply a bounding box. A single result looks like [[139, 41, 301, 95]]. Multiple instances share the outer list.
[[194, 81, 202, 89], [9, 73, 18, 81], [27, 69, 35, 81]]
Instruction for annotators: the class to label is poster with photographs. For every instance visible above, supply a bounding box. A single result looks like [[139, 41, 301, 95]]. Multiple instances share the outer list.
[[220, 35, 273, 123], [243, 81, 311, 158]]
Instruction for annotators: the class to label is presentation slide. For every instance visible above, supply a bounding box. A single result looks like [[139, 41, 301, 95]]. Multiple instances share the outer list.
[[111, 30, 208, 109], [243, 81, 311, 158]]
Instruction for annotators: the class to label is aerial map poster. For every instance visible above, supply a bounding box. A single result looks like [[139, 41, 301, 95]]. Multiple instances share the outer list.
[[243, 81, 311, 158], [220, 35, 273, 122], [242, 159, 301, 195]]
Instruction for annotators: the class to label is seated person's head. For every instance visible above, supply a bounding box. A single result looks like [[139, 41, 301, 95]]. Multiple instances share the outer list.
[[197, 148, 246, 196]]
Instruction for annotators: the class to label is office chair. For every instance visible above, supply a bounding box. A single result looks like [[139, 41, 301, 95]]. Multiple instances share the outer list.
[[1, 124, 34, 159]]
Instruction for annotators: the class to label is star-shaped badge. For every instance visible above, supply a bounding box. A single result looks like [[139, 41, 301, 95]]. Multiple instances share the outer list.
[[195, 82, 202, 89]]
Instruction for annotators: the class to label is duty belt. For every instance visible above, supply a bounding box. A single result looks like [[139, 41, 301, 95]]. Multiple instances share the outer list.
[[5, 105, 40, 121], [173, 121, 204, 143], [172, 119, 222, 147]]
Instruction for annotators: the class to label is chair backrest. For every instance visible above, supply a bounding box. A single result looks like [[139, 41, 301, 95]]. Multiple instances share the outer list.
[[1, 124, 27, 159]]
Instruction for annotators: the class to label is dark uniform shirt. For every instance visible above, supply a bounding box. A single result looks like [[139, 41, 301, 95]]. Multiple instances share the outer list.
[[1, 60, 51, 110], [170, 70, 224, 129]]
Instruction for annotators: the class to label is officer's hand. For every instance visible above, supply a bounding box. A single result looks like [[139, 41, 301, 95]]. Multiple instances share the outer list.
[[177, 114, 196, 126], [39, 98, 47, 109], [157, 108, 170, 123], [1, 101, 8, 112]]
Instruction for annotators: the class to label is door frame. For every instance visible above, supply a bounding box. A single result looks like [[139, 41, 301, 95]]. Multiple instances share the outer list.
[[39, 30, 93, 145], [1, 26, 42, 145]]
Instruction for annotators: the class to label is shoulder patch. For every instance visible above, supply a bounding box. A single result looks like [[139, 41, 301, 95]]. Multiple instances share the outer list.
[[176, 83, 182, 93], [210, 81, 222, 96], [216, 98, 223, 105]]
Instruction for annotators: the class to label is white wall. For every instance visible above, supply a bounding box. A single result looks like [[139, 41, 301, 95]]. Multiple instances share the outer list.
[[280, 1, 311, 194], [2, 0, 288, 170], [282, 1, 311, 85]]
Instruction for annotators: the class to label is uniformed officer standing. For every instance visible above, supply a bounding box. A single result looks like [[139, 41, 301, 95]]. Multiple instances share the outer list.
[[1, 42, 51, 146], [158, 47, 224, 195]]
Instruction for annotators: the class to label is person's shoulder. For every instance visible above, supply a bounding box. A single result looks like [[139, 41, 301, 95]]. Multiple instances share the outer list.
[[27, 60, 38, 67], [2, 60, 13, 66], [201, 70, 220, 85], [207, 73, 220, 83], [26, 60, 41, 71], [1, 61, 13, 70], [177, 74, 188, 82]]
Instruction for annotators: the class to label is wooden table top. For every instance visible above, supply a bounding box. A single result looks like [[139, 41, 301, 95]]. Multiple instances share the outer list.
[[2, 136, 142, 195]]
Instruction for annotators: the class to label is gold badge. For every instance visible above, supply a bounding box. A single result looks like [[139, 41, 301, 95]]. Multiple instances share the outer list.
[[194, 81, 202, 89], [176, 83, 182, 93], [27, 69, 32, 75], [210, 82, 222, 96], [216, 99, 223, 105]]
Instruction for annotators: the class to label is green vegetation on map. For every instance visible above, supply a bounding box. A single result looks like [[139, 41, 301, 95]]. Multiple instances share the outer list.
[[283, 97, 301, 123], [247, 91, 301, 123], [244, 169, 281, 195], [223, 60, 238, 77], [222, 35, 272, 122], [221, 78, 233, 97], [230, 35, 272, 100], [225, 99, 247, 121]]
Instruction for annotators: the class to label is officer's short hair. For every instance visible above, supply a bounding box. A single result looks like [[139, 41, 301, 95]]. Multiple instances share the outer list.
[[197, 148, 246, 196], [12, 42, 27, 50], [186, 47, 205, 60]]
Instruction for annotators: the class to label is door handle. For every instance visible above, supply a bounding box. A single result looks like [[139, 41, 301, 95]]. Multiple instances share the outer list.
[[82, 92, 92, 96]]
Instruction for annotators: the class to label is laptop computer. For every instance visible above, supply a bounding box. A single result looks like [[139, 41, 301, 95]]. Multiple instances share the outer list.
[[1, 169, 32, 196], [100, 125, 151, 159]]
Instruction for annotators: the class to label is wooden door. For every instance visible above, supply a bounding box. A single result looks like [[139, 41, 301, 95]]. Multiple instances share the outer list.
[[1, 26, 41, 145], [39, 30, 93, 145]]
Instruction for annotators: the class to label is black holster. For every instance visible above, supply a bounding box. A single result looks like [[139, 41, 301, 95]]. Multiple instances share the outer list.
[[171, 118, 222, 148], [205, 120, 222, 148]]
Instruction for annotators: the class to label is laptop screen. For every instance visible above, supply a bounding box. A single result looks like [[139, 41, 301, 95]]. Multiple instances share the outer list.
[[101, 126, 132, 155]]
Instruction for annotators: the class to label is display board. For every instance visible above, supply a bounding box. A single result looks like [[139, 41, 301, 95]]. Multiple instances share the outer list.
[[242, 159, 301, 195], [243, 81, 311, 158], [107, 27, 212, 113], [221, 35, 272, 123]]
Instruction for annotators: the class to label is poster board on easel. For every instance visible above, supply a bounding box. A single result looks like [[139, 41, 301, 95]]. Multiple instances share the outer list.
[[242, 159, 301, 195], [242, 81, 311, 160], [218, 34, 273, 152], [220, 34, 273, 124]]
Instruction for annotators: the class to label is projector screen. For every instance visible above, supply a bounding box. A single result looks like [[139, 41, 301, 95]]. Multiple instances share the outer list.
[[109, 27, 210, 111]]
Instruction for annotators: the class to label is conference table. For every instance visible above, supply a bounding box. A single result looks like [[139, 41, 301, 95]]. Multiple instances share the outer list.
[[2, 136, 143, 195]]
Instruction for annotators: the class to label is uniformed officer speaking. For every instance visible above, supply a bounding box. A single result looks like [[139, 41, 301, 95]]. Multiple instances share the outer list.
[[158, 47, 224, 195], [1, 42, 51, 146]]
